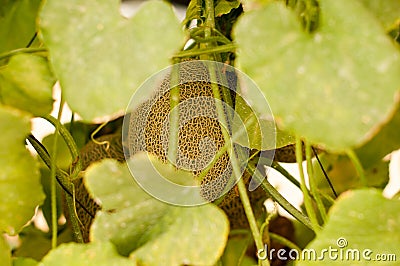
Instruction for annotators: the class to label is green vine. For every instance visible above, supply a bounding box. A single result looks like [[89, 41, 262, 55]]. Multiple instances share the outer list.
[[90, 121, 110, 150], [246, 162, 315, 231], [173, 43, 236, 58], [49, 99, 65, 248], [347, 149, 367, 187], [167, 63, 181, 165], [296, 137, 320, 232], [27, 134, 84, 243], [305, 142, 327, 223], [42, 114, 82, 179], [0, 0, 398, 264], [0, 47, 47, 61], [200, 0, 268, 264]]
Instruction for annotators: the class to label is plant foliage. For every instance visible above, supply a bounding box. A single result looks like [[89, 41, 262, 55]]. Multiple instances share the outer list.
[[0, 0, 399, 265]]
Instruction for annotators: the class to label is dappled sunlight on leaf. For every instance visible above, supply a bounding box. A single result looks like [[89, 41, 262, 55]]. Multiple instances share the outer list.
[[298, 189, 400, 265], [40, 242, 132, 266], [234, 0, 400, 151], [39, 0, 185, 121], [0, 106, 44, 234], [85, 159, 229, 266], [0, 54, 55, 116]]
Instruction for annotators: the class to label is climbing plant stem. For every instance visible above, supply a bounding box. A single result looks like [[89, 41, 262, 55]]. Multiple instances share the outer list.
[[0, 47, 47, 60], [42, 114, 81, 179], [173, 43, 236, 58], [204, 0, 215, 40], [271, 161, 301, 189], [269, 159, 334, 205], [49, 99, 65, 248], [305, 142, 327, 223], [346, 149, 367, 186], [168, 63, 180, 165], [90, 121, 110, 150], [247, 163, 315, 231], [208, 62, 268, 266], [27, 134, 84, 243], [296, 137, 320, 233]]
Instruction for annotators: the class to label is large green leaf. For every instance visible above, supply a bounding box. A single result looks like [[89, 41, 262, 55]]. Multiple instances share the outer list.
[[39, 0, 185, 121], [0, 106, 45, 234], [13, 225, 73, 262], [355, 105, 400, 167], [215, 0, 241, 17], [125, 152, 211, 205], [12, 257, 38, 266], [0, 235, 11, 266], [85, 159, 229, 266], [130, 204, 228, 266], [40, 242, 132, 266], [234, 0, 400, 151], [359, 0, 400, 29], [0, 0, 41, 54], [0, 54, 55, 116], [297, 189, 400, 265], [233, 93, 292, 149], [221, 234, 255, 266]]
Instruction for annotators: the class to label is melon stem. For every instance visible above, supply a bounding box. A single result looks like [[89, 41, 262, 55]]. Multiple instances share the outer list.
[[208, 59, 269, 265]]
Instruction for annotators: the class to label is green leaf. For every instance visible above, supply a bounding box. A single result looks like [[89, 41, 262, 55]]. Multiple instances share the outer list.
[[13, 225, 73, 262], [93, 152, 202, 206], [234, 1, 400, 151], [276, 128, 296, 149], [0, 54, 55, 116], [40, 242, 132, 266], [130, 204, 229, 266], [0, 235, 11, 266], [0, 106, 45, 234], [85, 159, 229, 266], [221, 234, 254, 266], [313, 153, 389, 197], [41, 135, 73, 170], [91, 201, 169, 256], [233, 94, 293, 149], [215, 0, 241, 17], [0, 0, 41, 54], [85, 159, 152, 211], [292, 219, 315, 249], [184, 0, 202, 25], [297, 189, 400, 265], [13, 257, 38, 266], [359, 0, 400, 29], [39, 0, 185, 121], [355, 105, 400, 167], [233, 94, 273, 150]]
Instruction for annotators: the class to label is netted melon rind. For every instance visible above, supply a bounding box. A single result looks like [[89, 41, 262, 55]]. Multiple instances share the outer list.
[[125, 61, 240, 202], [70, 134, 124, 242]]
